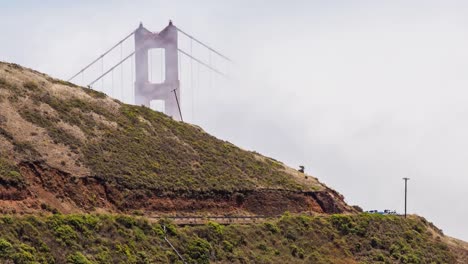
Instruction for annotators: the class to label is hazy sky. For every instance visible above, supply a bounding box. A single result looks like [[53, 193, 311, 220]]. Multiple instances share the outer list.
[[1, 0, 468, 241]]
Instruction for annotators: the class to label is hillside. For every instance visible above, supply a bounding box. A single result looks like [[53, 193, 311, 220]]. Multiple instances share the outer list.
[[0, 213, 465, 263], [0, 61, 355, 216], [2, 62, 468, 264]]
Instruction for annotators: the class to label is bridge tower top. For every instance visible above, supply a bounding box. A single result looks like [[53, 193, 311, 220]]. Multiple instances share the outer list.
[[68, 21, 231, 123]]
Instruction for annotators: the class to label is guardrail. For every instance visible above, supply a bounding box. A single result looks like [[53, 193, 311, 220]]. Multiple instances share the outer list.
[[148, 215, 278, 225]]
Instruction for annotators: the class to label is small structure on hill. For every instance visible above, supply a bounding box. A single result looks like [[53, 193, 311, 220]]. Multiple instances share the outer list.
[[298, 165, 305, 173]]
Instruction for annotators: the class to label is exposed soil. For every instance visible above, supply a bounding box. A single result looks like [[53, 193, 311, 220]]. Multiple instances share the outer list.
[[0, 161, 357, 216], [446, 237, 468, 264]]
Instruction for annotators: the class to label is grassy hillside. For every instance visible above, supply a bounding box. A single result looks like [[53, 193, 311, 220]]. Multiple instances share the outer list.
[[0, 213, 457, 264], [0, 61, 355, 216], [0, 62, 320, 192]]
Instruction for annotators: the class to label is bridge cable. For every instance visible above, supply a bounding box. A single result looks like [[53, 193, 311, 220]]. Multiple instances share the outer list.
[[88, 31, 157, 88], [178, 48, 226, 77], [190, 38, 194, 122], [176, 26, 232, 62], [89, 51, 135, 87], [68, 29, 136, 82]]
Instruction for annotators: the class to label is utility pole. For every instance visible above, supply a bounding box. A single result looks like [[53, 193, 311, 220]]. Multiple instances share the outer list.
[[172, 89, 183, 122], [403, 177, 410, 218]]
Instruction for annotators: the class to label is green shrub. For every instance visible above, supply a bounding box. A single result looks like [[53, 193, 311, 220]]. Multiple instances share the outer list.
[[116, 215, 136, 228], [0, 238, 13, 256], [0, 158, 24, 187], [264, 222, 280, 234], [290, 244, 305, 259], [54, 225, 78, 245], [67, 252, 93, 264], [371, 236, 381, 248], [82, 87, 106, 99], [136, 251, 150, 264], [11, 251, 35, 264], [158, 219, 177, 236], [12, 243, 37, 264], [373, 253, 386, 262], [187, 238, 211, 264], [257, 243, 268, 251], [222, 240, 234, 253], [207, 221, 224, 237]]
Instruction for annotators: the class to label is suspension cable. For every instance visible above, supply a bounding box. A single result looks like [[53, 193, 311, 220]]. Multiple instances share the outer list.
[[89, 51, 135, 87], [178, 49, 226, 77], [176, 26, 232, 62], [68, 29, 136, 82], [89, 30, 153, 89]]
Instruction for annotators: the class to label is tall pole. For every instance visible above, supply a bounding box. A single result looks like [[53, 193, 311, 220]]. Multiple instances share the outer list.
[[403, 177, 410, 218], [172, 89, 183, 122]]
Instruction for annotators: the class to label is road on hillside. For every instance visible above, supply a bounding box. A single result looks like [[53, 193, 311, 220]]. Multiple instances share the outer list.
[[148, 215, 276, 225]]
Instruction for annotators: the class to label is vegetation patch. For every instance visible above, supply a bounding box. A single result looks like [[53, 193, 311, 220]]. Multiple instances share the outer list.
[[2, 62, 322, 198], [0, 158, 24, 188], [0, 214, 455, 263]]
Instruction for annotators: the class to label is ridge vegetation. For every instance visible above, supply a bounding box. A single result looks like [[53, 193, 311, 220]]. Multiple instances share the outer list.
[[0, 62, 320, 192]]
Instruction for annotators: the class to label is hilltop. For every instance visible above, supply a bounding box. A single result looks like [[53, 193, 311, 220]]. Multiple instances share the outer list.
[[0, 61, 355, 216]]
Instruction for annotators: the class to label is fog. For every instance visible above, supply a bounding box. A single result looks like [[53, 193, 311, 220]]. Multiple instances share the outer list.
[[1, 0, 468, 241]]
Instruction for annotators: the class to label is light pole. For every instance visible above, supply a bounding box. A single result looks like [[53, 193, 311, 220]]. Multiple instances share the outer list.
[[403, 177, 410, 218]]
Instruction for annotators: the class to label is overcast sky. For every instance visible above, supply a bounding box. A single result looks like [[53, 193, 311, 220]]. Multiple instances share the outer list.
[[1, 0, 468, 241]]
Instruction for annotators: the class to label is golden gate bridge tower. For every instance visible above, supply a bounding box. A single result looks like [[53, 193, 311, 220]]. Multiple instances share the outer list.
[[68, 21, 230, 122], [134, 21, 180, 120]]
